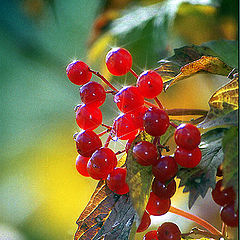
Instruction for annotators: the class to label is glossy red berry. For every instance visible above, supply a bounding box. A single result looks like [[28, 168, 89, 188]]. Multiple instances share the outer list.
[[106, 168, 129, 195], [157, 222, 181, 240], [75, 130, 102, 157], [136, 211, 151, 233], [146, 192, 171, 216], [212, 180, 236, 206], [133, 141, 158, 166], [87, 147, 117, 180], [76, 105, 102, 130], [152, 156, 178, 183], [152, 178, 176, 199], [137, 70, 163, 99], [174, 123, 201, 150], [128, 106, 148, 130], [114, 86, 144, 113], [144, 107, 169, 136], [106, 48, 132, 76], [79, 81, 106, 107], [220, 203, 238, 227], [143, 230, 158, 240], [112, 113, 139, 140], [66, 60, 92, 85], [174, 146, 202, 168], [75, 155, 90, 177]]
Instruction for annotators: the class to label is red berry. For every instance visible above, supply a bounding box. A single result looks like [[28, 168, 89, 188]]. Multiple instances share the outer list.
[[114, 86, 144, 113], [174, 123, 201, 150], [112, 113, 139, 140], [133, 141, 158, 166], [76, 105, 102, 130], [106, 168, 129, 195], [157, 222, 181, 240], [87, 147, 117, 180], [136, 211, 151, 233], [220, 203, 238, 227], [125, 138, 135, 153], [66, 60, 92, 85], [75, 130, 102, 157], [152, 156, 178, 183], [75, 155, 90, 177], [212, 180, 236, 206], [137, 70, 163, 99], [152, 178, 176, 199], [174, 146, 202, 168], [128, 106, 148, 130], [79, 81, 106, 107], [143, 230, 158, 240], [105, 48, 132, 76], [146, 192, 171, 216], [144, 107, 169, 136]]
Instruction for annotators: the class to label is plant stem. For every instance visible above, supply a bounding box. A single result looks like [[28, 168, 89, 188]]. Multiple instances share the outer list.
[[166, 109, 208, 116], [169, 206, 222, 236], [89, 68, 118, 92], [115, 149, 126, 155], [154, 96, 164, 109], [144, 100, 158, 108], [104, 134, 112, 148], [101, 123, 112, 130], [170, 121, 178, 128], [98, 129, 111, 137], [129, 68, 139, 79], [221, 222, 226, 237]]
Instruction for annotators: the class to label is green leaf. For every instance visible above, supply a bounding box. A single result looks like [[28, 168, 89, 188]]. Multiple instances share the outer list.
[[177, 128, 227, 209]]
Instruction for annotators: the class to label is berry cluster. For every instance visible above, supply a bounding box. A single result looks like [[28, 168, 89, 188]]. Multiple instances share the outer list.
[[66, 47, 203, 237]]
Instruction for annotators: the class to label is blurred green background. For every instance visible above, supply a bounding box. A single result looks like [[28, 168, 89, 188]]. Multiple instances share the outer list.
[[0, 0, 237, 239]]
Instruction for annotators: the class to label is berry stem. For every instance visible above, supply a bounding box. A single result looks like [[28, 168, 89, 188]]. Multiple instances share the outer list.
[[89, 68, 118, 92], [129, 68, 139, 79], [115, 149, 126, 155], [144, 100, 158, 108], [166, 109, 208, 116], [101, 123, 112, 130], [169, 206, 222, 236], [154, 96, 164, 109], [221, 222, 226, 237], [104, 134, 112, 148], [105, 90, 117, 95], [98, 129, 111, 137], [169, 121, 178, 128]]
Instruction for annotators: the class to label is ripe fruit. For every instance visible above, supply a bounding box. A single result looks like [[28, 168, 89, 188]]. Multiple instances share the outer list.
[[136, 211, 151, 233], [76, 105, 102, 130], [127, 105, 148, 130], [157, 222, 181, 240], [144, 107, 169, 136], [133, 141, 158, 166], [220, 203, 238, 227], [87, 147, 117, 180], [114, 86, 144, 113], [174, 123, 201, 150], [152, 156, 178, 183], [75, 130, 102, 157], [152, 178, 176, 199], [146, 192, 171, 216], [66, 60, 92, 85], [137, 70, 163, 99], [174, 146, 202, 168], [106, 168, 129, 195], [212, 180, 236, 206], [106, 48, 132, 76], [75, 155, 90, 177], [79, 81, 106, 107], [143, 230, 158, 240]]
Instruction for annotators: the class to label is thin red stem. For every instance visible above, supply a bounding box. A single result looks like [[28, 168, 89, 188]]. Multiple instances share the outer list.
[[170, 121, 178, 128], [166, 109, 208, 116], [169, 206, 222, 236], [115, 149, 126, 155], [144, 100, 158, 108], [101, 123, 112, 130], [98, 129, 111, 137], [154, 96, 164, 109], [129, 68, 139, 79], [104, 134, 112, 148], [89, 68, 118, 92]]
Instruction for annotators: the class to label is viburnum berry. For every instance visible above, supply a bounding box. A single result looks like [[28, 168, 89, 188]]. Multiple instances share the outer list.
[[143, 230, 158, 240], [212, 179, 236, 206], [174, 146, 202, 168], [152, 178, 176, 199], [79, 81, 106, 107], [112, 113, 139, 140], [114, 86, 144, 113], [146, 192, 171, 216], [128, 106, 148, 130], [137, 70, 163, 99], [105, 48, 132, 76], [152, 156, 178, 183], [220, 203, 239, 227], [75, 130, 102, 157], [87, 147, 117, 180], [66, 60, 92, 85], [144, 107, 169, 136], [75, 155, 90, 177], [136, 211, 151, 233], [133, 141, 158, 166], [106, 168, 129, 195], [76, 105, 102, 130], [157, 222, 181, 240], [174, 123, 201, 150]]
